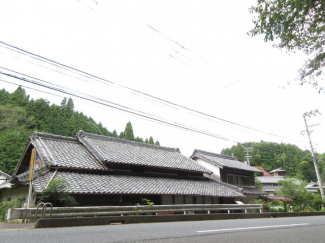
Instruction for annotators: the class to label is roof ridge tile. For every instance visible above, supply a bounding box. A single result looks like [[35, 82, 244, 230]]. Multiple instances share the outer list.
[[77, 130, 179, 153]]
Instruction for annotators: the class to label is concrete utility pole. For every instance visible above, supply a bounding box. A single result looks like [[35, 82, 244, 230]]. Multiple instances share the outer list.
[[244, 144, 252, 165], [302, 110, 324, 199]]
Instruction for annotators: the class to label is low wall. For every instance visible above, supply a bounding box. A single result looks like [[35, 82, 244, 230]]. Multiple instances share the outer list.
[[34, 211, 325, 228]]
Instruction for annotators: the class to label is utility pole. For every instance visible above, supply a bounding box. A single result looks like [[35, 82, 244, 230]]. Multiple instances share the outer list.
[[27, 148, 36, 208], [302, 110, 324, 199], [244, 143, 252, 165]]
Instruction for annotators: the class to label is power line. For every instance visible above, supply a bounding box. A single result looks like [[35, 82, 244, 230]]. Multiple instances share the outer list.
[[0, 40, 308, 145], [0, 69, 240, 144]]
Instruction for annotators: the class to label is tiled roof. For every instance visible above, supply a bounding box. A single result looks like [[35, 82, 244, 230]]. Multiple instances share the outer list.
[[257, 176, 301, 185], [191, 150, 261, 173], [252, 166, 271, 176], [33, 171, 244, 198], [31, 132, 107, 170], [77, 131, 210, 173], [242, 187, 266, 195]]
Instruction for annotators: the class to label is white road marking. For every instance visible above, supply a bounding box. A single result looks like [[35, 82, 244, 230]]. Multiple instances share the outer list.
[[196, 223, 310, 233]]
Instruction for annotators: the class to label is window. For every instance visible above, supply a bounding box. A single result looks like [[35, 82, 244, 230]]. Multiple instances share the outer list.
[[226, 174, 250, 186]]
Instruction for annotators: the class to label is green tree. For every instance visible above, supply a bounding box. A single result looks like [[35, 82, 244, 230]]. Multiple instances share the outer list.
[[148, 136, 154, 145], [38, 179, 77, 207], [276, 179, 313, 206], [249, 0, 325, 89], [112, 130, 118, 138], [0, 129, 31, 174], [0, 89, 9, 105], [296, 161, 316, 182], [123, 122, 134, 141], [7, 86, 29, 107], [221, 143, 245, 162], [0, 105, 35, 132]]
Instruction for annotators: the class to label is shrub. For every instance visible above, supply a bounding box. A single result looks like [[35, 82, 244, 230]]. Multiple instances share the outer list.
[[38, 179, 77, 207], [0, 200, 22, 222]]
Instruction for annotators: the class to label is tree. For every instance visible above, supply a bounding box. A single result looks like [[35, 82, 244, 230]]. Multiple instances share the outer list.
[[123, 122, 134, 141], [112, 130, 118, 138], [38, 179, 77, 207], [0, 129, 31, 174], [296, 161, 316, 182], [148, 136, 154, 145], [221, 143, 245, 162], [249, 0, 325, 90], [8, 86, 29, 107], [276, 179, 313, 206]]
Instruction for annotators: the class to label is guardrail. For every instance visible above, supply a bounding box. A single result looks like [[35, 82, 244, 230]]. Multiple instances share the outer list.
[[6, 204, 262, 221]]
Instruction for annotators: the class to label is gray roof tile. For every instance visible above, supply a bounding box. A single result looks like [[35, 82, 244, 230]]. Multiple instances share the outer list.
[[33, 171, 244, 198], [242, 187, 266, 195], [31, 132, 107, 170], [192, 150, 261, 172], [78, 132, 210, 173]]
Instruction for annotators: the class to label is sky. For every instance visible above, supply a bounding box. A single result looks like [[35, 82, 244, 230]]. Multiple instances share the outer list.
[[0, 0, 324, 157]]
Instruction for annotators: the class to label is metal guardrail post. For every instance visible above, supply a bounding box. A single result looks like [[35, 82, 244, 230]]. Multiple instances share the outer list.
[[42, 203, 53, 218], [35, 202, 45, 220], [35, 202, 53, 220]]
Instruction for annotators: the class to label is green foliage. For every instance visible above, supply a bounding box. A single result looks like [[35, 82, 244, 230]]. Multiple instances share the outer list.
[[0, 129, 30, 174], [0, 200, 22, 222], [0, 87, 162, 174], [276, 179, 313, 206], [141, 197, 154, 206], [123, 122, 134, 141], [148, 136, 154, 145], [222, 143, 245, 162], [249, 0, 325, 90], [38, 179, 77, 207], [254, 176, 263, 190], [221, 141, 319, 182], [249, 199, 268, 211]]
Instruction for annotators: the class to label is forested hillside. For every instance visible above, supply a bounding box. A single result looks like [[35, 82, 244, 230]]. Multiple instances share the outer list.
[[221, 142, 325, 182], [0, 87, 160, 175]]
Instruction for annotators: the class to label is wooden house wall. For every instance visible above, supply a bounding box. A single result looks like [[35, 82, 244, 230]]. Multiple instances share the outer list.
[[220, 167, 255, 186]]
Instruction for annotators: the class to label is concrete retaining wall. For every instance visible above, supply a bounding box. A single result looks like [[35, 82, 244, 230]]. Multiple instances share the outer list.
[[34, 211, 325, 228]]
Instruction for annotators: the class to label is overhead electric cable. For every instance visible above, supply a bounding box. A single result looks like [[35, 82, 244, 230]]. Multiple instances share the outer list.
[[0, 70, 240, 144], [0, 40, 307, 144]]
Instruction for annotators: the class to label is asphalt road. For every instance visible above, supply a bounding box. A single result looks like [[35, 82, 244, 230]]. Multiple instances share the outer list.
[[1, 216, 325, 243]]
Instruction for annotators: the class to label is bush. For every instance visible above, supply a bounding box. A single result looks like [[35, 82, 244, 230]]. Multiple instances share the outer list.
[[0, 200, 22, 222], [38, 179, 77, 207]]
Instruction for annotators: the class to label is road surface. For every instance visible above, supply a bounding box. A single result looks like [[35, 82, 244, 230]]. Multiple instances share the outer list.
[[1, 216, 325, 243]]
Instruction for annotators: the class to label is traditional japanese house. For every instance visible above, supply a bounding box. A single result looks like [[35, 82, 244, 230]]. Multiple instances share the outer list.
[[2, 131, 244, 206], [190, 150, 265, 203]]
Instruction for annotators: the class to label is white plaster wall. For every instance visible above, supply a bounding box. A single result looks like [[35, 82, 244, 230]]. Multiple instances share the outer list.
[[194, 158, 221, 181], [0, 174, 10, 185], [1, 186, 29, 203]]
